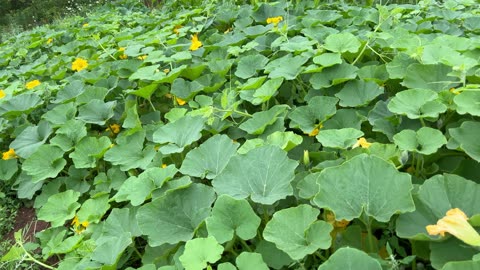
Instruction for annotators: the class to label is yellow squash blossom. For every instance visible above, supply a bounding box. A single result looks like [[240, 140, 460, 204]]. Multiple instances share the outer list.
[[83, 23, 89, 27], [2, 148, 17, 160], [173, 25, 182, 35], [161, 164, 167, 168], [306, 124, 323, 137], [449, 88, 460, 95], [106, 123, 121, 134], [71, 215, 89, 234], [46, 38, 53, 44], [0, 90, 5, 99], [163, 68, 170, 74], [25, 80, 41, 89], [72, 58, 88, 72], [137, 55, 147, 60], [189, 33, 202, 51], [426, 208, 480, 247], [352, 137, 372, 149], [119, 54, 128, 59], [176, 97, 186, 106], [266, 16, 283, 26]]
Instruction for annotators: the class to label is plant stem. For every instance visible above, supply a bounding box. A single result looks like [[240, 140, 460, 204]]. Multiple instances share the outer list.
[[239, 238, 252, 252], [18, 241, 55, 270]]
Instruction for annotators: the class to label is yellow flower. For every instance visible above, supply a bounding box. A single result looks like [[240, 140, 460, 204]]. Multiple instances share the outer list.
[[352, 137, 372, 149], [165, 93, 173, 99], [25, 80, 41, 90], [449, 88, 460, 95], [189, 33, 202, 51], [118, 47, 126, 52], [119, 54, 128, 59], [2, 148, 17, 160], [163, 68, 170, 74], [176, 97, 186, 106], [72, 58, 88, 72], [325, 211, 350, 229], [426, 208, 480, 247], [137, 55, 147, 60], [0, 90, 5, 99], [173, 25, 182, 35], [161, 164, 167, 168], [106, 124, 121, 134], [46, 38, 53, 44], [266, 16, 283, 26], [71, 215, 89, 234], [83, 23, 89, 27], [306, 124, 323, 137]]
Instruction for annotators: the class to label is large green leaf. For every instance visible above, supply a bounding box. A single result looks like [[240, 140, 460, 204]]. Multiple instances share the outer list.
[[247, 78, 284, 105], [430, 237, 479, 270], [171, 78, 203, 99], [396, 174, 480, 240], [179, 237, 223, 270], [137, 183, 215, 246], [152, 115, 205, 154], [317, 247, 382, 270], [22, 145, 67, 182], [236, 252, 269, 270], [0, 92, 42, 117], [387, 89, 447, 119], [92, 208, 142, 265], [76, 100, 116, 125], [104, 131, 156, 171], [42, 102, 77, 126], [335, 80, 383, 107], [313, 154, 415, 222], [447, 121, 480, 162], [50, 119, 87, 151], [10, 121, 52, 159], [264, 54, 309, 80], [324, 32, 361, 54], [37, 190, 80, 227], [402, 64, 458, 92], [0, 159, 17, 181], [206, 195, 261, 243], [289, 96, 338, 134], [263, 204, 332, 260], [453, 91, 480, 116], [69, 136, 111, 169], [316, 128, 364, 149], [393, 127, 447, 155], [309, 63, 358, 89], [180, 135, 239, 180], [235, 54, 269, 79], [239, 105, 288, 135], [212, 145, 298, 205], [255, 240, 293, 270]]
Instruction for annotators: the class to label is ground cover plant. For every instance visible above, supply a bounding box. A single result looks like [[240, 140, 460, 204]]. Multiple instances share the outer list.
[[1, 0, 480, 269]]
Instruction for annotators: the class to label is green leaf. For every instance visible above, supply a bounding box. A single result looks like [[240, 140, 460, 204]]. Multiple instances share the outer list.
[[263, 204, 332, 260], [0, 159, 17, 181], [442, 258, 480, 270], [335, 80, 383, 107], [323, 109, 366, 130], [264, 54, 309, 80], [137, 183, 215, 246], [50, 119, 87, 151], [393, 127, 446, 155], [179, 237, 223, 270], [318, 247, 382, 270], [76, 195, 110, 223], [266, 131, 303, 152], [402, 64, 458, 92], [289, 96, 338, 134], [396, 174, 480, 240], [430, 237, 478, 269], [22, 145, 66, 182], [387, 88, 447, 119], [249, 78, 284, 105], [309, 63, 358, 89], [104, 131, 156, 171], [113, 167, 177, 206], [77, 100, 116, 125], [42, 102, 77, 126], [212, 146, 298, 205], [52, 80, 85, 103], [180, 135, 239, 179], [324, 32, 361, 54], [235, 54, 269, 79], [236, 252, 269, 270], [171, 78, 204, 99], [448, 121, 480, 162], [69, 136, 111, 169], [316, 128, 364, 149], [239, 105, 288, 135], [206, 195, 261, 243], [92, 208, 142, 266], [255, 240, 293, 270], [453, 91, 480, 116], [37, 190, 81, 227], [10, 121, 52, 158], [313, 154, 414, 222], [0, 92, 42, 117], [313, 53, 342, 67], [152, 115, 206, 154]]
